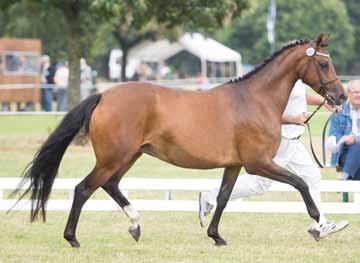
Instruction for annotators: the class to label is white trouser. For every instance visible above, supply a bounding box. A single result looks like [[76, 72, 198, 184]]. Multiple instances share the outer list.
[[204, 138, 326, 225]]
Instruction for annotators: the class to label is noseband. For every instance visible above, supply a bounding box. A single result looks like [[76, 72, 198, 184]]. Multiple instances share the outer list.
[[300, 46, 338, 104]]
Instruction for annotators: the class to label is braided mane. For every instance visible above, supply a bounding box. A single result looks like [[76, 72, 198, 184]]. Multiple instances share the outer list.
[[229, 39, 311, 83]]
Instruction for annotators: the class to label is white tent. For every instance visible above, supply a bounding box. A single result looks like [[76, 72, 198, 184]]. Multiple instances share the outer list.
[[179, 33, 242, 77], [128, 32, 242, 78], [129, 40, 182, 63]]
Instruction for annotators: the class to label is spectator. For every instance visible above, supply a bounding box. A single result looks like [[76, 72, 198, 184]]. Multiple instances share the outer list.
[[327, 80, 360, 180], [54, 62, 69, 112], [138, 63, 151, 81], [40, 55, 56, 111], [196, 73, 210, 90], [0, 56, 9, 111], [80, 58, 93, 100], [157, 62, 171, 80]]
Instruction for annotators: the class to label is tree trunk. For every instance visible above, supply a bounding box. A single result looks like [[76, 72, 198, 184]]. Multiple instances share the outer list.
[[121, 47, 128, 82], [68, 29, 81, 109], [65, 2, 81, 109]]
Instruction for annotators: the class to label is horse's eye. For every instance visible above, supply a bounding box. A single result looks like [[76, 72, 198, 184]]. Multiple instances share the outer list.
[[319, 61, 328, 68]]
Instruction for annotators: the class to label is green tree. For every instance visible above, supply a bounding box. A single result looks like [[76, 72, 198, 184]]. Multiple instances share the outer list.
[[343, 0, 360, 73], [1, 0, 107, 108], [216, 0, 354, 74]]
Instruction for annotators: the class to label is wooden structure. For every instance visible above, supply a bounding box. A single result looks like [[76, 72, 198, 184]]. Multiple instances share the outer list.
[[0, 38, 41, 105]]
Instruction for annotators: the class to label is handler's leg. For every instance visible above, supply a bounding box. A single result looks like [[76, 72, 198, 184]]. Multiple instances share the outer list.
[[199, 174, 272, 227]]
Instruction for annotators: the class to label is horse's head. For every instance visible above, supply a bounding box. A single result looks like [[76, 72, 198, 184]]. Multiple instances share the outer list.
[[298, 34, 346, 105]]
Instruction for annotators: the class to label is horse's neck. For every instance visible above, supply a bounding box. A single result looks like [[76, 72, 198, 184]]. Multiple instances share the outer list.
[[251, 49, 301, 114]]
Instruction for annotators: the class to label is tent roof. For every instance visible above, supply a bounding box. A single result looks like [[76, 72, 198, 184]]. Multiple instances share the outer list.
[[129, 32, 241, 63], [179, 33, 241, 62], [129, 40, 182, 62]]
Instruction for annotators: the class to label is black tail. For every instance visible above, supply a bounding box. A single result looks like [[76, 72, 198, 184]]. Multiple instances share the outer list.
[[11, 94, 102, 222]]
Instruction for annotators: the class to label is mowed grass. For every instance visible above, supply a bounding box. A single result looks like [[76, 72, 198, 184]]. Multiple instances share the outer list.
[[0, 114, 358, 262], [0, 211, 358, 263]]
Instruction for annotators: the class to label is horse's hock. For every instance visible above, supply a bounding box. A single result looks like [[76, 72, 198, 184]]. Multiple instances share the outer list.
[[0, 38, 41, 106]]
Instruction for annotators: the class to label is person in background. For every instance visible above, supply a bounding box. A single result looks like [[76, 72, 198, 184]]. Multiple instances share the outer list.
[[327, 80, 360, 181], [54, 62, 69, 112], [196, 73, 210, 90], [80, 58, 93, 100], [40, 55, 56, 111], [0, 56, 10, 111], [199, 80, 349, 241]]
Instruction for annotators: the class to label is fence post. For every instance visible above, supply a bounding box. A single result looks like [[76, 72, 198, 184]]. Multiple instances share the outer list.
[[354, 193, 360, 203], [165, 190, 172, 200]]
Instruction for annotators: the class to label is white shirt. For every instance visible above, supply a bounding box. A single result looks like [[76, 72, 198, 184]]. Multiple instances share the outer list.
[[350, 105, 360, 136], [54, 66, 69, 88], [281, 80, 307, 138]]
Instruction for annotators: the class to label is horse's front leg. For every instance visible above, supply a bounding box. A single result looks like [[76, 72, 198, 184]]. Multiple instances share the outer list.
[[207, 166, 241, 246], [247, 160, 320, 222]]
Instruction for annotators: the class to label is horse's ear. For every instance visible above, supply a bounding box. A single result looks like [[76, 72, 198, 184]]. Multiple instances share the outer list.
[[315, 33, 330, 48]]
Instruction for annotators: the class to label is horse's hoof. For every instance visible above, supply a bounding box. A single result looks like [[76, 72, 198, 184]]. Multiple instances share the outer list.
[[129, 225, 141, 242], [214, 238, 227, 246], [64, 235, 81, 248]]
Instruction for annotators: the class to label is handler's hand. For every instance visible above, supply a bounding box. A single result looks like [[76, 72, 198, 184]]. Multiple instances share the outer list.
[[294, 112, 310, 126], [343, 135, 356, 145]]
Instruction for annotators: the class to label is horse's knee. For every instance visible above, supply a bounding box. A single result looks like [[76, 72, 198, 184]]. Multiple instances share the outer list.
[[74, 183, 85, 197], [216, 192, 231, 208]]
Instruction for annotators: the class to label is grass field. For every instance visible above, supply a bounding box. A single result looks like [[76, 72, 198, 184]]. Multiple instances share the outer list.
[[0, 114, 358, 263], [1, 212, 359, 263]]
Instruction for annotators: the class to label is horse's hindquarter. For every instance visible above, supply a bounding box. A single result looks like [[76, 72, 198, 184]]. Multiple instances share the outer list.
[[90, 83, 158, 166]]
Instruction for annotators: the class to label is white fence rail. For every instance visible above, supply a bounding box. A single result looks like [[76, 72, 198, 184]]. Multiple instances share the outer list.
[[1, 178, 360, 214]]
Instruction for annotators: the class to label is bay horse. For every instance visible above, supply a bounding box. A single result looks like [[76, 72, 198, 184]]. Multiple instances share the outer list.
[[13, 34, 346, 247]]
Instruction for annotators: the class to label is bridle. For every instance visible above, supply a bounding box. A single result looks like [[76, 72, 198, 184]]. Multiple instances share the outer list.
[[299, 45, 338, 105], [299, 45, 339, 168]]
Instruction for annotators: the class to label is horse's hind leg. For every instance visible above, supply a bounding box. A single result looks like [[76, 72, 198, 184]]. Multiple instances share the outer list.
[[101, 153, 142, 241], [207, 166, 241, 246], [63, 166, 118, 248]]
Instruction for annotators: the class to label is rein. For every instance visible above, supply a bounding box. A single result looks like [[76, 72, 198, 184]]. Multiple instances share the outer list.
[[298, 45, 338, 168], [305, 110, 334, 168], [303, 99, 326, 168]]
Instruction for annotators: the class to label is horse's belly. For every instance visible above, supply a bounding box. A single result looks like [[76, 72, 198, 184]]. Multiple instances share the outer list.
[[140, 143, 235, 169]]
